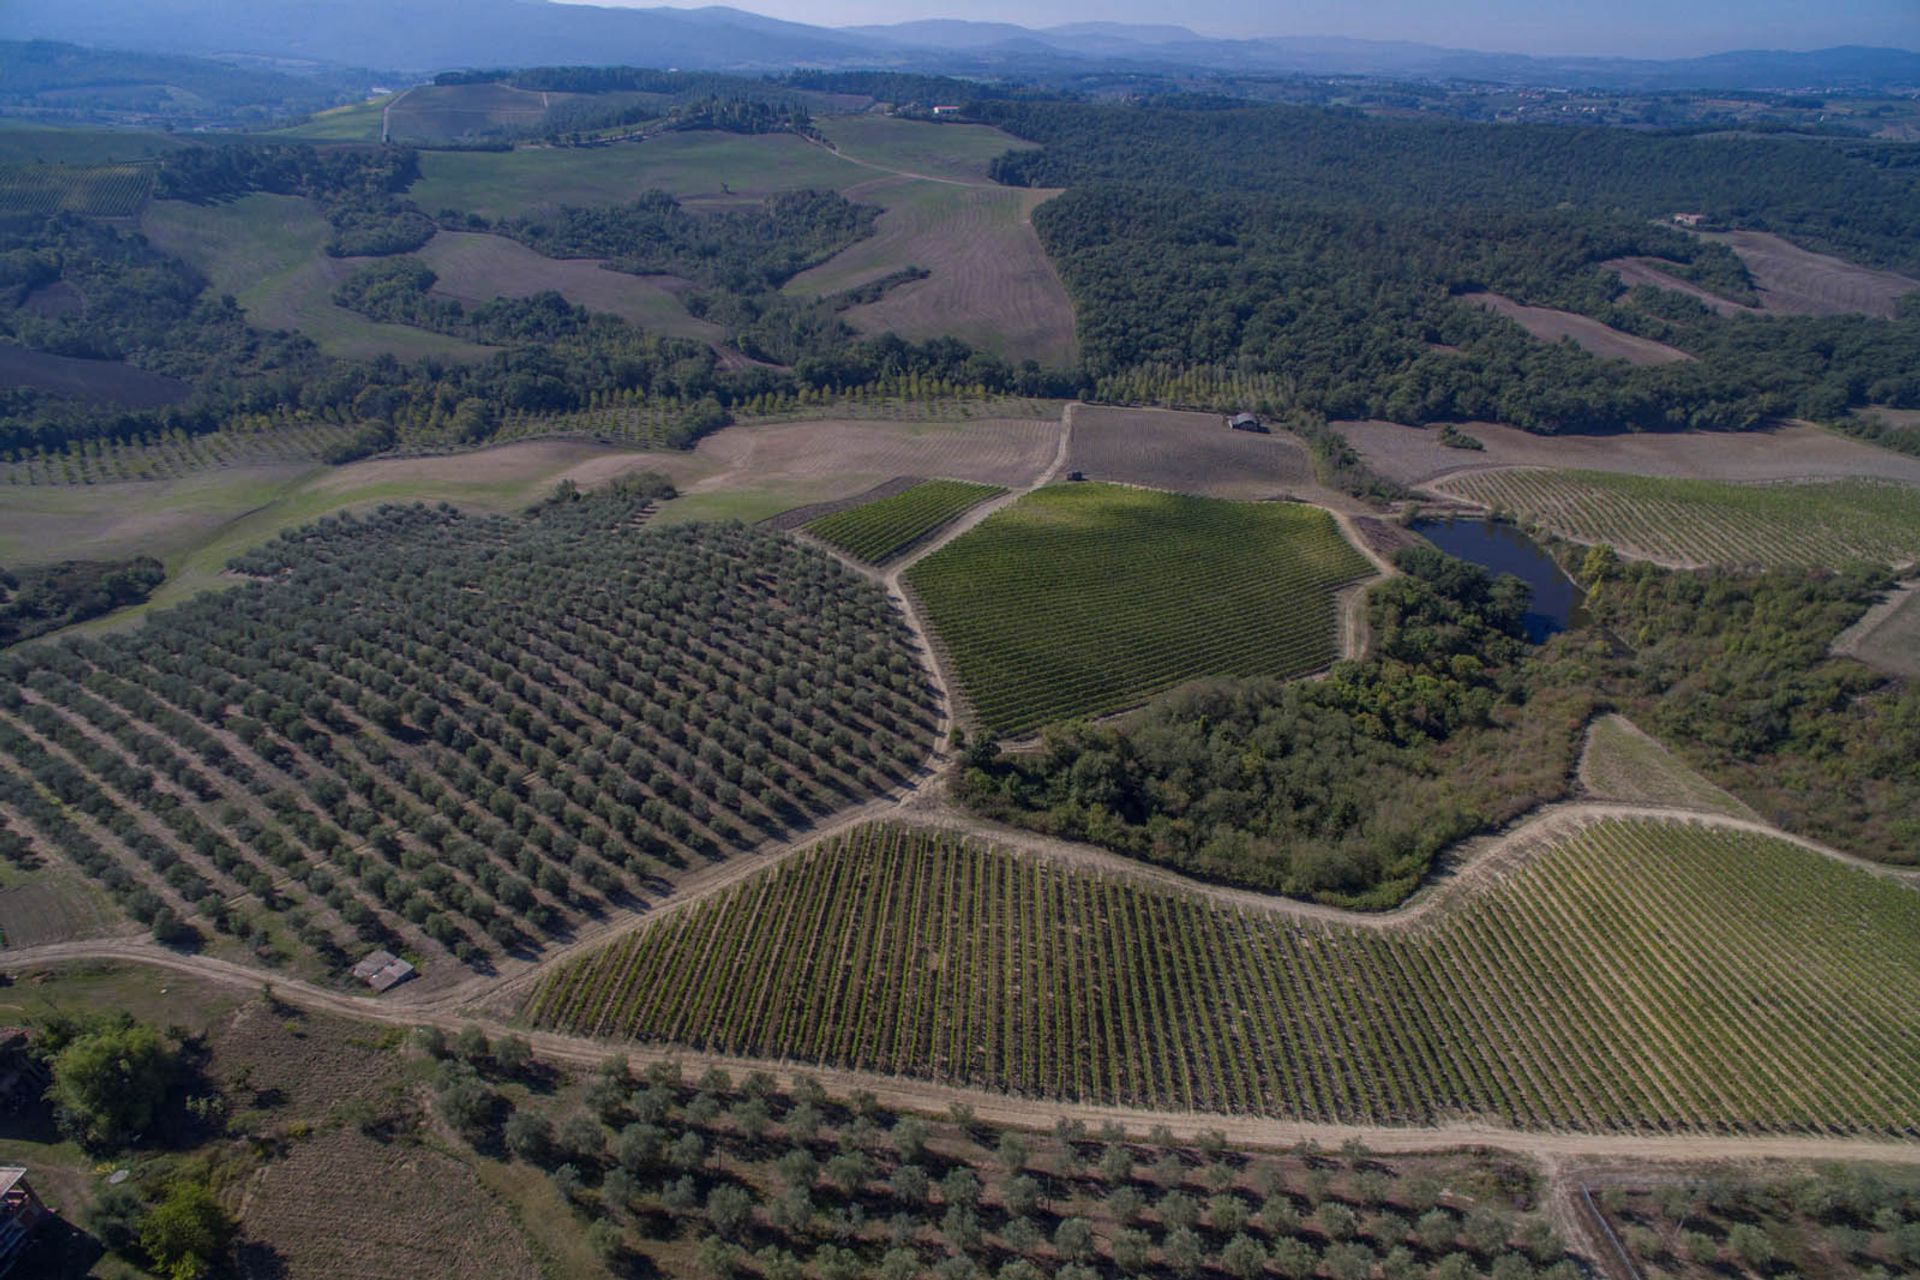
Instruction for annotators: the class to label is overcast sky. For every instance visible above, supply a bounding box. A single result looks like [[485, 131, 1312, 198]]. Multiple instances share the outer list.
[[586, 0, 1919, 58]]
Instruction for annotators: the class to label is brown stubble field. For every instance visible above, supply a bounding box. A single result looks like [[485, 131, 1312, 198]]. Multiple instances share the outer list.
[[1462, 291, 1693, 365], [1063, 405, 1320, 499], [1689, 229, 1920, 317], [1340, 418, 1920, 488], [1603, 257, 1760, 316]]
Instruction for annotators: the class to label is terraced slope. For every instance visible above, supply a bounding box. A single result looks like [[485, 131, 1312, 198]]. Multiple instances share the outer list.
[[1432, 469, 1920, 569], [905, 483, 1373, 737], [531, 819, 1920, 1135], [804, 478, 1004, 565]]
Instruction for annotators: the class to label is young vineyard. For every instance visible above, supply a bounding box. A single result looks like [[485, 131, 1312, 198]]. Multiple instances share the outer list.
[[804, 479, 1004, 565], [0, 500, 935, 976], [904, 484, 1374, 737], [1431, 469, 1920, 569], [530, 819, 1920, 1135], [0, 163, 155, 217]]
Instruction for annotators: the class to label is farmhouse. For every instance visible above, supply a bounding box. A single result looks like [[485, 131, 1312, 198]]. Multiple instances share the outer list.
[[930, 105, 963, 116], [1671, 212, 1707, 227], [0, 1168, 47, 1276], [1227, 412, 1267, 433], [350, 949, 417, 992]]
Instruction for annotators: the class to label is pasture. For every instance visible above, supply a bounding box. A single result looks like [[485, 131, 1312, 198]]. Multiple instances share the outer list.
[[1063, 405, 1318, 498], [140, 194, 491, 362], [529, 816, 1920, 1134], [1691, 228, 1920, 318], [803, 477, 1004, 564], [814, 114, 1036, 183], [905, 483, 1373, 737], [384, 82, 569, 145], [1462, 292, 1692, 365], [269, 95, 387, 142], [1429, 469, 1920, 569]]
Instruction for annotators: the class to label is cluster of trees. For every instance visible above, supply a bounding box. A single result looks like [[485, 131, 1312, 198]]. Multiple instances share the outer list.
[[970, 100, 1920, 433], [154, 144, 434, 256], [421, 1028, 1578, 1280], [958, 547, 1593, 907], [0, 556, 163, 647]]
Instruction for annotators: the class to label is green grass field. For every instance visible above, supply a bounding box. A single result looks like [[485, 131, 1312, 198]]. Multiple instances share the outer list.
[[805, 478, 1004, 563], [409, 133, 869, 219], [140, 194, 491, 362], [0, 120, 187, 165], [1434, 469, 1920, 569], [268, 95, 389, 141], [530, 816, 1920, 1135], [906, 483, 1373, 737], [814, 114, 1035, 183]]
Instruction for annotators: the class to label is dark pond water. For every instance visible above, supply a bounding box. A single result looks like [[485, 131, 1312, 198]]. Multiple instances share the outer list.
[[1410, 517, 1589, 643]]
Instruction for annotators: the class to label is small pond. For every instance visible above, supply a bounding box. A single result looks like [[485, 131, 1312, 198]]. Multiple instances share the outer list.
[[1410, 517, 1589, 643]]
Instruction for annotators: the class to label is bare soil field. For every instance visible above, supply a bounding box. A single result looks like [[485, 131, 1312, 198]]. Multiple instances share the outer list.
[[1689, 229, 1920, 318], [1063, 404, 1318, 498], [238, 1130, 539, 1280], [1832, 580, 1920, 680], [1341, 418, 1920, 488], [788, 178, 1078, 367], [1464, 292, 1693, 365], [411, 230, 725, 342], [689, 415, 1062, 494], [1604, 257, 1758, 316], [0, 344, 188, 408], [1855, 405, 1920, 438]]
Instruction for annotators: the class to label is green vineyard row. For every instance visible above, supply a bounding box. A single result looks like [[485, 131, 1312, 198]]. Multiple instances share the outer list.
[[805, 479, 1004, 565], [530, 819, 1920, 1136]]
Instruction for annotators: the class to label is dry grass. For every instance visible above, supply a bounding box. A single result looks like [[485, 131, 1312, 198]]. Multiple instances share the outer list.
[[1833, 581, 1920, 680], [688, 415, 1062, 493], [1579, 715, 1757, 819], [1064, 405, 1316, 498], [1342, 419, 1920, 489], [0, 876, 125, 948], [1690, 229, 1920, 318], [413, 230, 724, 342], [1463, 291, 1693, 365], [238, 1130, 540, 1280]]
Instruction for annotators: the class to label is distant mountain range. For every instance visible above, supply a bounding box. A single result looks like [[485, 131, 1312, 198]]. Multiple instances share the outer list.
[[2, 0, 1916, 91]]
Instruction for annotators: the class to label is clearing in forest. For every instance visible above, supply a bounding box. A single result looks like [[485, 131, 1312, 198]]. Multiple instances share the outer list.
[[530, 817, 1920, 1135], [905, 483, 1373, 737], [1577, 715, 1756, 820], [1689, 229, 1920, 318], [1063, 405, 1317, 499], [1462, 292, 1692, 365], [803, 478, 1004, 565], [1430, 468, 1920, 569], [1832, 581, 1920, 680]]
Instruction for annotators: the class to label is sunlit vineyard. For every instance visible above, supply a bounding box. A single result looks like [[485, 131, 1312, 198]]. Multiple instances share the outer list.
[[531, 819, 1920, 1135], [0, 163, 155, 217], [905, 483, 1373, 737], [0, 419, 362, 485], [0, 500, 934, 976], [805, 479, 1004, 564], [1432, 469, 1920, 569]]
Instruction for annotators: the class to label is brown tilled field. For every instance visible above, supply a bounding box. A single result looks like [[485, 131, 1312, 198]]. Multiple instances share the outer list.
[[1463, 291, 1693, 365], [413, 231, 725, 342], [1604, 257, 1759, 316], [1341, 418, 1920, 488], [788, 178, 1078, 368], [238, 1130, 540, 1280], [690, 415, 1063, 492], [1063, 405, 1317, 498], [1689, 229, 1920, 318], [0, 344, 189, 408]]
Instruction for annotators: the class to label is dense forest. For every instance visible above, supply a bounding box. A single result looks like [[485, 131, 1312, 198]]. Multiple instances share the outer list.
[[977, 101, 1920, 434]]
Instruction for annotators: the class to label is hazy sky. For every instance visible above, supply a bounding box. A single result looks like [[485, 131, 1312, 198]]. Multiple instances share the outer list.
[[595, 0, 1920, 58]]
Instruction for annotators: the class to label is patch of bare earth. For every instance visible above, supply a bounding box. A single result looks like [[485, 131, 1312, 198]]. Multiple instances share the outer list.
[[1463, 291, 1693, 365], [1831, 579, 1920, 680], [1689, 229, 1920, 318], [237, 1130, 538, 1280], [1340, 419, 1920, 488], [1604, 257, 1759, 316], [688, 416, 1063, 494], [1063, 405, 1318, 498], [209, 1002, 406, 1126]]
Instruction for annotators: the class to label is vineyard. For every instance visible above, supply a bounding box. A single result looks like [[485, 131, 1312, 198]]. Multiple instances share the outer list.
[[0, 419, 363, 486], [530, 818, 1920, 1135], [1431, 468, 1920, 569], [0, 499, 934, 978], [0, 163, 154, 217], [804, 479, 1005, 565], [905, 484, 1373, 737]]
